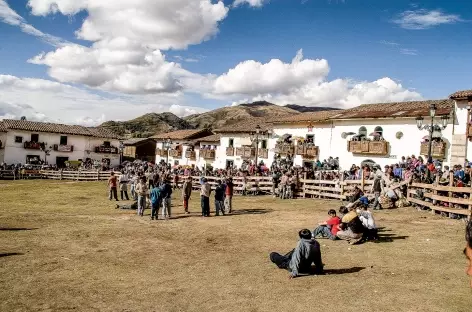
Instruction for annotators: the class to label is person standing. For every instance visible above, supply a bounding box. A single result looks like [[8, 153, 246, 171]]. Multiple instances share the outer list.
[[200, 178, 211, 217], [215, 180, 225, 216], [160, 178, 173, 220], [119, 171, 130, 200], [108, 172, 119, 201], [130, 172, 138, 200], [149, 184, 161, 220], [182, 176, 193, 214], [135, 177, 148, 216], [224, 177, 234, 214]]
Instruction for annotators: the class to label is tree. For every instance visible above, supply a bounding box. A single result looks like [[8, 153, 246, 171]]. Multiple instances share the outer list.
[[20, 116, 27, 121]]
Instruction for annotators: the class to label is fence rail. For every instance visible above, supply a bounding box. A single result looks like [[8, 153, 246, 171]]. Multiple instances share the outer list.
[[1, 169, 471, 220]]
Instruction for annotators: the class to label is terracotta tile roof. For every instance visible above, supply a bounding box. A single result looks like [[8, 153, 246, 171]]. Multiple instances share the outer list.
[[273, 110, 340, 124], [123, 138, 154, 145], [151, 129, 212, 140], [449, 89, 472, 99], [194, 134, 221, 143], [0, 121, 6, 132], [213, 118, 273, 133], [1, 119, 121, 139], [328, 99, 453, 120]]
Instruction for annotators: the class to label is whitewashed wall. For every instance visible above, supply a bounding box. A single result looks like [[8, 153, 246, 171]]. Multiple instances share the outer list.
[[330, 118, 454, 170], [271, 123, 333, 167], [0, 131, 6, 163], [2, 130, 120, 166]]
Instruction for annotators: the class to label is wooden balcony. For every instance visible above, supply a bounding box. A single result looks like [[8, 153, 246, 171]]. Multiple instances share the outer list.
[[200, 149, 216, 159], [274, 143, 295, 155], [235, 146, 255, 158], [185, 150, 196, 160], [24, 141, 45, 150], [53, 144, 74, 152], [258, 148, 268, 159], [420, 141, 447, 158], [226, 147, 235, 156], [347, 140, 389, 156], [295, 144, 319, 158], [156, 149, 167, 157], [169, 149, 182, 158], [95, 145, 119, 154]]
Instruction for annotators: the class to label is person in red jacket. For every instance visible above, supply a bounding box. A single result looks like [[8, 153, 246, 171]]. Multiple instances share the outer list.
[[224, 177, 234, 214], [312, 209, 341, 240]]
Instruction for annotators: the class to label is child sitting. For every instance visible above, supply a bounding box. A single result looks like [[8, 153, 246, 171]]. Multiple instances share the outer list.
[[356, 204, 378, 241], [312, 209, 341, 240]]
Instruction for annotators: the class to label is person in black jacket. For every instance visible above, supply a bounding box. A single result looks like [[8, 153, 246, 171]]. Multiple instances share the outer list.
[[214, 180, 225, 216]]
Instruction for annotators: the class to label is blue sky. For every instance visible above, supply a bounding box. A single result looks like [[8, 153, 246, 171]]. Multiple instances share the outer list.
[[0, 0, 471, 124]]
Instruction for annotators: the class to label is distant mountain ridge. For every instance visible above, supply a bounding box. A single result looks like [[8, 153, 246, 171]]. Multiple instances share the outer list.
[[98, 102, 338, 138]]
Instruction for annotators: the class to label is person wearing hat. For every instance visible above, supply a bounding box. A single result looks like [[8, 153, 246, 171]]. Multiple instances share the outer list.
[[214, 180, 225, 216], [182, 176, 193, 214], [270, 229, 323, 278]]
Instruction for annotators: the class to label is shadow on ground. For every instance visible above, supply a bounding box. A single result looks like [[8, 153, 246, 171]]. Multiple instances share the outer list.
[[230, 209, 273, 215], [0, 252, 24, 258], [0, 227, 38, 231], [324, 267, 366, 275]]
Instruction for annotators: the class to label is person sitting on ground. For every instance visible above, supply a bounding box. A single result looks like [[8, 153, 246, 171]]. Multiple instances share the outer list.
[[270, 229, 323, 278], [312, 209, 341, 240], [336, 207, 364, 245], [357, 204, 378, 241]]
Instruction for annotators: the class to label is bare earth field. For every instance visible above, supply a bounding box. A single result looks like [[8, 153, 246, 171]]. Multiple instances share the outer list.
[[0, 180, 471, 312]]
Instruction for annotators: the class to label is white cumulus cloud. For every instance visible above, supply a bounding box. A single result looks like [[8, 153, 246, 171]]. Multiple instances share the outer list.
[[233, 0, 268, 7], [211, 51, 422, 108], [0, 75, 206, 125], [392, 9, 462, 30]]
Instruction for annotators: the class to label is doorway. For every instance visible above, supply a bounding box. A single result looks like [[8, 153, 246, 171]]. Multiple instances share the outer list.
[[226, 160, 234, 169], [56, 156, 69, 168]]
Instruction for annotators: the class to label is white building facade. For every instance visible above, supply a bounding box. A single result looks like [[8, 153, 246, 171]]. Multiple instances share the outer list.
[[0, 119, 121, 167]]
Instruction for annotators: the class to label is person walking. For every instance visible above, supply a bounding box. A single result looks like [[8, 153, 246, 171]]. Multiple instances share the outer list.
[[119, 171, 130, 200], [135, 177, 148, 216], [108, 172, 119, 201], [200, 178, 211, 217], [224, 177, 233, 214], [160, 178, 173, 220], [182, 176, 193, 214], [215, 180, 225, 216]]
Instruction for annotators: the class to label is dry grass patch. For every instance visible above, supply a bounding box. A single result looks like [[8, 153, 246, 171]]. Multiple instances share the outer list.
[[0, 180, 471, 312]]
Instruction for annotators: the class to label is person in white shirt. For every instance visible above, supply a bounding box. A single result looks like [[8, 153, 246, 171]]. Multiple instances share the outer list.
[[119, 171, 129, 200]]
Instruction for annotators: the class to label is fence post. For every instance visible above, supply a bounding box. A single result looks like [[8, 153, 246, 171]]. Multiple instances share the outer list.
[[360, 169, 365, 194], [97, 170, 100, 181], [60, 169, 63, 180], [303, 172, 307, 198], [340, 171, 344, 201], [77, 170, 80, 181]]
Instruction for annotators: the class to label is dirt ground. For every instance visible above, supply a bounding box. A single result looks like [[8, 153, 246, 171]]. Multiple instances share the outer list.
[[0, 180, 471, 312]]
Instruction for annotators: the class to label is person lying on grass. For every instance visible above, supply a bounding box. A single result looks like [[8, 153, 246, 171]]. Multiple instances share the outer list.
[[312, 209, 341, 240], [270, 229, 324, 278]]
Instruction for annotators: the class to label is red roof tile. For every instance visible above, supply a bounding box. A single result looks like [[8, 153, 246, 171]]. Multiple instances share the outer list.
[[449, 89, 472, 99]]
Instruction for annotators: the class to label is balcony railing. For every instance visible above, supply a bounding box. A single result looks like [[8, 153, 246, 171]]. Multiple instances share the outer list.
[[185, 150, 196, 160], [169, 149, 182, 158], [347, 140, 389, 156], [296, 144, 319, 158], [274, 143, 295, 155], [156, 149, 167, 157], [235, 146, 255, 158], [53, 144, 74, 152], [95, 146, 119, 154], [200, 149, 216, 159], [226, 147, 235, 156], [420, 141, 447, 158], [258, 148, 268, 159], [24, 141, 45, 150]]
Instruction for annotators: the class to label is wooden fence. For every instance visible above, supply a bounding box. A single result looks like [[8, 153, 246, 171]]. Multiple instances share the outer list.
[[407, 173, 472, 220], [2, 169, 471, 220]]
